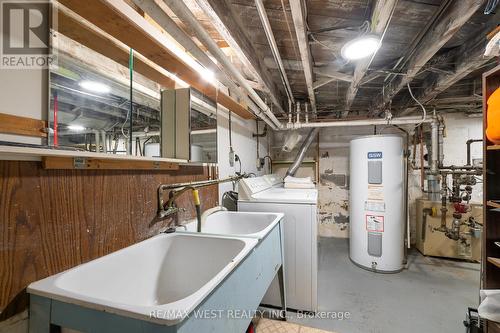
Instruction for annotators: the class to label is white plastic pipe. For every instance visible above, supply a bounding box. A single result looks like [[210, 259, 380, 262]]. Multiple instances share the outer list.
[[296, 102, 300, 124], [255, 0, 294, 103], [94, 130, 100, 153], [287, 116, 433, 129], [101, 131, 107, 153]]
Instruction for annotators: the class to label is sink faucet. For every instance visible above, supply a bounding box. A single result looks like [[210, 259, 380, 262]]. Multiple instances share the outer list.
[[162, 186, 202, 232], [201, 206, 228, 226]]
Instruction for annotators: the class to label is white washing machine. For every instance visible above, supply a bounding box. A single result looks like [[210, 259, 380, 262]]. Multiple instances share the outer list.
[[238, 175, 318, 312]]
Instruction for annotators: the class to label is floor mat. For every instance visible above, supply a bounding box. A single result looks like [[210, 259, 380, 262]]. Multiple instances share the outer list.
[[254, 317, 335, 333]]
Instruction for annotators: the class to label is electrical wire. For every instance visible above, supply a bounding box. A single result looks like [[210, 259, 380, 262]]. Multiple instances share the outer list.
[[121, 49, 134, 140], [407, 82, 427, 128], [485, 0, 499, 14]]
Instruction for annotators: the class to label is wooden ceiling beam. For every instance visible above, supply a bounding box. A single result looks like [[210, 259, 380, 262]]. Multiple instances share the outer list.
[[344, 0, 398, 115], [265, 58, 353, 84], [375, 0, 484, 111], [289, 0, 317, 113], [194, 0, 286, 115], [57, 6, 176, 90], [313, 65, 353, 82], [131, 0, 253, 111], [400, 31, 493, 115], [313, 77, 336, 90], [58, 0, 254, 119]]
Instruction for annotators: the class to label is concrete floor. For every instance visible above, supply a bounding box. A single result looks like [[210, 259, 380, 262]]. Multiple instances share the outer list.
[[288, 237, 480, 333]]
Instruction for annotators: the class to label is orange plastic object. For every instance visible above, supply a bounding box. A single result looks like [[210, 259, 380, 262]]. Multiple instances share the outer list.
[[487, 87, 500, 144]]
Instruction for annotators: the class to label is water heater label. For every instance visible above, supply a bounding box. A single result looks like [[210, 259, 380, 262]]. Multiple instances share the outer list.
[[366, 215, 384, 232], [365, 200, 385, 212], [367, 185, 384, 201], [367, 151, 383, 159]]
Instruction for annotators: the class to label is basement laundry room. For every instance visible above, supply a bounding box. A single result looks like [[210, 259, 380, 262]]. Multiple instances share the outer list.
[[0, 1, 500, 333]]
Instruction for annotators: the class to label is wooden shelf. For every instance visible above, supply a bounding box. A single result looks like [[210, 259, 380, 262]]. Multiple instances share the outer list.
[[483, 64, 500, 291], [488, 257, 500, 268], [42, 156, 180, 170], [0, 145, 189, 169], [487, 145, 500, 151], [487, 201, 500, 209]]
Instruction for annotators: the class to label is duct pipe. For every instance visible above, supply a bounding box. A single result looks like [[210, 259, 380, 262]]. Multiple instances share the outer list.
[[286, 128, 319, 177], [285, 116, 433, 129], [255, 0, 294, 103], [162, 0, 283, 129]]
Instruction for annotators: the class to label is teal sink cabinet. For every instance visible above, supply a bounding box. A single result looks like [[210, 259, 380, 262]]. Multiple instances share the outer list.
[[28, 222, 285, 333]]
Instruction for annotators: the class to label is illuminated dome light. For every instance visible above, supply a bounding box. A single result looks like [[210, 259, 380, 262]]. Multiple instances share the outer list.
[[79, 80, 111, 94], [341, 36, 381, 61]]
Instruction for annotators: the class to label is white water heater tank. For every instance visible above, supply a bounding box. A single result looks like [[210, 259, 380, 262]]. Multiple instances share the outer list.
[[349, 135, 405, 272]]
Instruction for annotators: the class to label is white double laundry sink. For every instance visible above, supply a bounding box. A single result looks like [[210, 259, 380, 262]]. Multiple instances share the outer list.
[[28, 211, 284, 332]]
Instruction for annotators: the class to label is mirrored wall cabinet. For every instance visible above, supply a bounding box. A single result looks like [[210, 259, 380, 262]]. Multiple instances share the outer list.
[[45, 30, 218, 164]]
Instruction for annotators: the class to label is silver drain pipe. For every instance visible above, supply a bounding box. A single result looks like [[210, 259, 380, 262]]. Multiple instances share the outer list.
[[286, 128, 319, 177]]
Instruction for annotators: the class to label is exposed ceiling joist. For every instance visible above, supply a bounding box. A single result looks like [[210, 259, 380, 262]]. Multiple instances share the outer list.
[[255, 0, 294, 103], [344, 0, 398, 115], [265, 58, 352, 83], [359, 70, 382, 86], [401, 32, 493, 115], [162, 0, 281, 129], [57, 5, 176, 90], [374, 0, 484, 112], [314, 65, 353, 82], [194, 0, 286, 115], [313, 77, 336, 90], [246, 79, 268, 92], [131, 0, 266, 118], [131, 0, 247, 103], [58, 0, 254, 119], [289, 0, 317, 113]]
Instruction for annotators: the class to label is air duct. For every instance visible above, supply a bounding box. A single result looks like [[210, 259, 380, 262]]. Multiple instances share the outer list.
[[286, 128, 319, 177]]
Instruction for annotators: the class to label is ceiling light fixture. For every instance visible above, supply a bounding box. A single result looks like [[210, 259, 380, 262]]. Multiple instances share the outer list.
[[341, 35, 381, 61], [79, 80, 111, 94], [67, 125, 85, 131]]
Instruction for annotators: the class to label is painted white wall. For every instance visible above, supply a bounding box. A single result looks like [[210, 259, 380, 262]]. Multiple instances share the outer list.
[[0, 68, 48, 145], [442, 115, 483, 202], [217, 106, 269, 203]]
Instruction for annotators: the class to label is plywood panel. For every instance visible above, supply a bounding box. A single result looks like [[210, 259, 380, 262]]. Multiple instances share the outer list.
[[0, 161, 218, 319]]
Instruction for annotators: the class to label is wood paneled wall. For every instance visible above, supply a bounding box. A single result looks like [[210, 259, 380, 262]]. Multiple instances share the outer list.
[[0, 161, 218, 319]]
